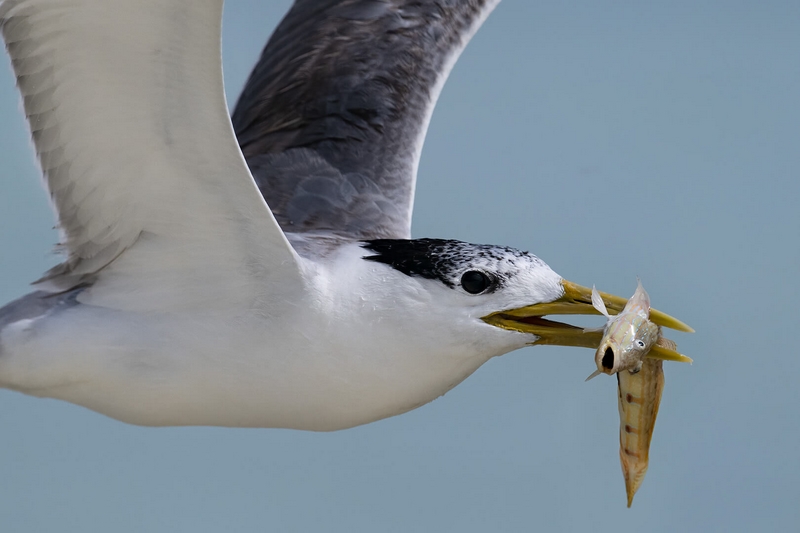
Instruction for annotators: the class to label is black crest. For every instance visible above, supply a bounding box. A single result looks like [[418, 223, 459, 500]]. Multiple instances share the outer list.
[[361, 238, 538, 289]]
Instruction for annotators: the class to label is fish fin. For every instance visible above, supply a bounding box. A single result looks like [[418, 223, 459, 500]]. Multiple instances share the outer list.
[[585, 370, 602, 382], [582, 326, 605, 334], [591, 285, 610, 318], [626, 278, 651, 317]]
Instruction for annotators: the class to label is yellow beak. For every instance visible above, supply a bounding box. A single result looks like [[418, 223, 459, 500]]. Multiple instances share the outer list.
[[481, 280, 693, 364]]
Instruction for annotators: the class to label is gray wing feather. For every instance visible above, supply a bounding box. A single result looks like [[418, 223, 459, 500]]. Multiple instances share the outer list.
[[232, 0, 499, 239], [0, 288, 84, 333]]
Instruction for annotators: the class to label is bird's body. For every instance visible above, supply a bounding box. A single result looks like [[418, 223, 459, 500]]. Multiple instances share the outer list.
[[0, 0, 690, 430], [0, 238, 555, 430]]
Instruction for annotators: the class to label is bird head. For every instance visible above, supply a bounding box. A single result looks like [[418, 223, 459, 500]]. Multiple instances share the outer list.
[[359, 239, 692, 360]]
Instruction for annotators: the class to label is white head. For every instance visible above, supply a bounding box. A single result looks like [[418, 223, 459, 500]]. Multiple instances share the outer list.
[[350, 239, 604, 359]]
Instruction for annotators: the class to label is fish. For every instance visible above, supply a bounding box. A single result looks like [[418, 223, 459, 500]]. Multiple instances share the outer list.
[[585, 280, 660, 381], [584, 281, 692, 506]]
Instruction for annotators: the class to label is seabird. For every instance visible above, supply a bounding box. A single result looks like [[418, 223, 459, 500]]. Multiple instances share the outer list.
[[0, 0, 691, 430]]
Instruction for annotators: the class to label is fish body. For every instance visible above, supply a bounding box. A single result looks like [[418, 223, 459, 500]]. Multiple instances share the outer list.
[[584, 281, 689, 506], [617, 354, 665, 507], [588, 280, 660, 380]]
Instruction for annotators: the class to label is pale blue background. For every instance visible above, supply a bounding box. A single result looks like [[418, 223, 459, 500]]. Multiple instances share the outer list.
[[1, 1, 798, 531]]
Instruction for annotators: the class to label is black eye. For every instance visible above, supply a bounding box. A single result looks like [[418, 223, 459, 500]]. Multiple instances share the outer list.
[[461, 270, 492, 294]]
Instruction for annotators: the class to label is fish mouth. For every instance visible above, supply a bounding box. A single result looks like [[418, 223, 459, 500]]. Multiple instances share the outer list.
[[481, 280, 693, 363]]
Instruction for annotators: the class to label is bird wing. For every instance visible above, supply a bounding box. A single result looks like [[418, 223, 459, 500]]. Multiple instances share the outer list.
[[232, 0, 500, 240], [0, 0, 300, 294]]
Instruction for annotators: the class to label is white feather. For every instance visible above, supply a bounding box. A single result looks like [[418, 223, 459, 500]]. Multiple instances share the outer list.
[[0, 0, 299, 298]]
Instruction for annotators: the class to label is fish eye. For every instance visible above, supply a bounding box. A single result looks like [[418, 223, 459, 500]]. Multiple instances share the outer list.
[[635, 339, 646, 349], [461, 270, 493, 294]]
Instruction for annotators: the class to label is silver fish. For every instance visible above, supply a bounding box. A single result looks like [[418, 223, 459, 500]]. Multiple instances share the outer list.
[[583, 280, 692, 506]]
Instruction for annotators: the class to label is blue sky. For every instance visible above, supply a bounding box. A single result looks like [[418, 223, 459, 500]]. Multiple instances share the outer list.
[[0, 1, 798, 531]]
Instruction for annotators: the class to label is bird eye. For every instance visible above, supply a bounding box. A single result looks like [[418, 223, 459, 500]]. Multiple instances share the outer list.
[[636, 340, 646, 349], [460, 270, 493, 294]]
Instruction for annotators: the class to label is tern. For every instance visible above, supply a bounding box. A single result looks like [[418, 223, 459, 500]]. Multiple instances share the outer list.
[[0, 0, 691, 430]]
